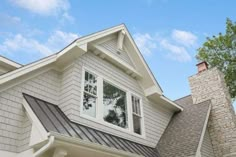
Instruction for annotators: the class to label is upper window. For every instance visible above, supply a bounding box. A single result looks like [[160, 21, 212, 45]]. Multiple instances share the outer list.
[[82, 71, 97, 117], [103, 81, 128, 128], [132, 95, 142, 135], [81, 68, 144, 136]]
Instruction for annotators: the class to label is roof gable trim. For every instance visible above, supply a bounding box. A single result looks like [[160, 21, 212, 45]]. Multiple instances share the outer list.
[[0, 54, 57, 84], [196, 101, 212, 156], [122, 26, 163, 94], [0, 55, 22, 69]]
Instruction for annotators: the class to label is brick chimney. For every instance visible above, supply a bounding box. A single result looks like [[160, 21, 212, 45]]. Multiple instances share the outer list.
[[196, 61, 208, 73], [189, 65, 236, 157]]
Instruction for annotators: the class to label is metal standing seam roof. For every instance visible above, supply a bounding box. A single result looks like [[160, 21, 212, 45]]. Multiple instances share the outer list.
[[23, 93, 160, 157], [156, 95, 211, 157]]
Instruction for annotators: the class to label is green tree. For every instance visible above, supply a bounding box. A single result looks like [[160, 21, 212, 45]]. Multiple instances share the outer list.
[[197, 18, 236, 100]]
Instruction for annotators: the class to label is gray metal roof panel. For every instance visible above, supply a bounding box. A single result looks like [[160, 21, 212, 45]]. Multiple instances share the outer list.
[[23, 93, 159, 157]]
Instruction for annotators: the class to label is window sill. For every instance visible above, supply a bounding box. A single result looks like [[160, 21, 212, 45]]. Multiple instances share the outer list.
[[77, 114, 146, 139]]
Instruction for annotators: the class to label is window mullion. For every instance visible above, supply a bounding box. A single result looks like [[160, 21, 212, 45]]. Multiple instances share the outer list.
[[127, 92, 133, 132], [97, 76, 103, 120]]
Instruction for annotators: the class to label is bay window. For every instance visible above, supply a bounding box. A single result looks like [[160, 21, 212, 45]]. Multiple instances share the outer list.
[[81, 68, 144, 136]]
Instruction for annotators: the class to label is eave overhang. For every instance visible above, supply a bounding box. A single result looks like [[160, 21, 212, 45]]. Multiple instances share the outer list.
[[144, 86, 183, 112], [0, 55, 22, 70]]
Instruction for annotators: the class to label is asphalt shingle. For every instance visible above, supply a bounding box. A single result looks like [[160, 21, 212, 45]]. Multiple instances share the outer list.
[[157, 95, 211, 157]]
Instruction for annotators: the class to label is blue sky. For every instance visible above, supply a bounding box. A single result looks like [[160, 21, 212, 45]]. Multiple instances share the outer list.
[[0, 0, 235, 106]]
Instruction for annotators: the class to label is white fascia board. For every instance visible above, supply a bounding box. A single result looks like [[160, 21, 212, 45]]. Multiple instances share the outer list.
[[0, 42, 78, 86], [75, 24, 125, 47], [49, 132, 143, 157], [0, 55, 22, 69], [144, 86, 161, 97], [144, 86, 183, 111], [56, 42, 79, 59], [0, 54, 57, 84], [22, 99, 49, 145], [160, 95, 184, 111]]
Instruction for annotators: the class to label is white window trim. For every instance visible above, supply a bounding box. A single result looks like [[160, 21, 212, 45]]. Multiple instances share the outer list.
[[102, 78, 130, 130], [80, 66, 146, 139], [80, 67, 99, 121], [131, 93, 146, 138]]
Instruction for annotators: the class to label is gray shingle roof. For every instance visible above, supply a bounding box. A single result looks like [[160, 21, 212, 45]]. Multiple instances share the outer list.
[[157, 95, 211, 157], [23, 93, 160, 157]]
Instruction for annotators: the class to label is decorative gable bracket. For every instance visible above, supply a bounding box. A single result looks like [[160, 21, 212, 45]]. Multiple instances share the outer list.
[[117, 29, 126, 51]]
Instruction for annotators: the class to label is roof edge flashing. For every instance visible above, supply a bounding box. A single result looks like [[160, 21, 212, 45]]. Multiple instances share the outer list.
[[49, 132, 144, 157]]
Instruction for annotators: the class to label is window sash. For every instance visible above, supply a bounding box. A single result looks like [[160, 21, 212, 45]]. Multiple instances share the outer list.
[[133, 114, 142, 134], [131, 95, 142, 135], [84, 71, 97, 96], [82, 92, 97, 117], [132, 96, 141, 116], [82, 71, 98, 118]]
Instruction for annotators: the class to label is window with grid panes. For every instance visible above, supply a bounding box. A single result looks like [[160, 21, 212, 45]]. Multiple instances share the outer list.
[[82, 71, 97, 117], [132, 95, 142, 135]]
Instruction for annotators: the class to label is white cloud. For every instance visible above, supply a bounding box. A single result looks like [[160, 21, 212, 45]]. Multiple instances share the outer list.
[[172, 29, 197, 47], [47, 30, 78, 51], [0, 34, 51, 56], [0, 14, 21, 27], [10, 0, 70, 16], [61, 12, 74, 23], [0, 30, 79, 56], [160, 39, 191, 62], [133, 33, 157, 56], [133, 29, 197, 62]]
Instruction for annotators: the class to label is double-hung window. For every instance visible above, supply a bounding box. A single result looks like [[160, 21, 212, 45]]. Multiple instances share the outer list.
[[132, 95, 142, 135], [82, 71, 97, 118]]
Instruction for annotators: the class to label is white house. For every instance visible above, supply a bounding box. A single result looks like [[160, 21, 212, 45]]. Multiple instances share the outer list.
[[0, 24, 234, 157]]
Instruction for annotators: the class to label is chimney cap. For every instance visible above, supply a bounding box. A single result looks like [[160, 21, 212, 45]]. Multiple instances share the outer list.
[[196, 61, 208, 73], [196, 61, 208, 66]]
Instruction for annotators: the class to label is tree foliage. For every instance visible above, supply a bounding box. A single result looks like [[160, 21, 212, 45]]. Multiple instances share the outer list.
[[197, 18, 236, 100]]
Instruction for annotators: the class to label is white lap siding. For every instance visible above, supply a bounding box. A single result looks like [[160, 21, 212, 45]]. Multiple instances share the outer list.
[[0, 70, 60, 153], [99, 38, 135, 67], [59, 51, 173, 147], [201, 129, 215, 157]]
